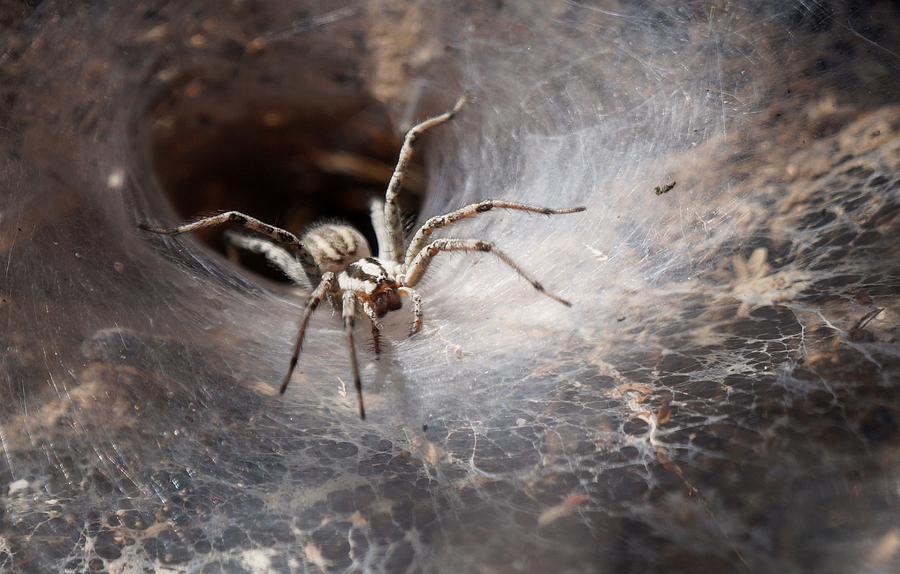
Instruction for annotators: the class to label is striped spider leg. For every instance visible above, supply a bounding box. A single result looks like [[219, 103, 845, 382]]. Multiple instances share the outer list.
[[224, 231, 311, 286], [381, 94, 467, 263], [140, 211, 322, 284], [400, 237, 575, 308], [340, 291, 366, 419], [404, 201, 586, 268]]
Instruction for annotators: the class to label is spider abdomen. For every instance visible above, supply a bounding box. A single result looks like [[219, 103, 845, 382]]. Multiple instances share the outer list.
[[301, 224, 372, 274]]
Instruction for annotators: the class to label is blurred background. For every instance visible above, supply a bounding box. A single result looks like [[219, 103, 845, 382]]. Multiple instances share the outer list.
[[1, 1, 898, 572]]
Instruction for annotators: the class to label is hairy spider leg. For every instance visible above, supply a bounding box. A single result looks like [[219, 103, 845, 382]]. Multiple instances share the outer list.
[[140, 211, 320, 284], [279, 272, 336, 394], [405, 200, 586, 266], [361, 300, 382, 356], [403, 239, 572, 307], [398, 287, 424, 334], [224, 232, 310, 286], [382, 95, 467, 263], [342, 291, 366, 419], [369, 198, 391, 260]]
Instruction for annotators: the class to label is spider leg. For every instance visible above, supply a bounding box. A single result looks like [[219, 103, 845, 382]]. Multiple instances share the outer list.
[[369, 198, 392, 261], [342, 291, 366, 419], [279, 272, 336, 394], [140, 211, 320, 283], [361, 300, 382, 356], [371, 322, 381, 356], [399, 287, 424, 335], [403, 239, 571, 307], [383, 95, 467, 263], [405, 201, 585, 266], [224, 231, 310, 287]]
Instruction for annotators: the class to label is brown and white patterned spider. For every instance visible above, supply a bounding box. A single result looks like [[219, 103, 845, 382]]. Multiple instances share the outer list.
[[140, 96, 585, 418]]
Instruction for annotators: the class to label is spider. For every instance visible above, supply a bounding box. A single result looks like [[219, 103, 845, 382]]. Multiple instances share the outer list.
[[140, 96, 585, 419]]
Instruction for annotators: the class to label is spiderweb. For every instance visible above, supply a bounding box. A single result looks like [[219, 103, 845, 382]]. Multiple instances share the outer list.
[[1, 1, 898, 572]]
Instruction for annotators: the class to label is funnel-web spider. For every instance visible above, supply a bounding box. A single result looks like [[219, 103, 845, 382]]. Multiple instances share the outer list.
[[140, 96, 585, 418]]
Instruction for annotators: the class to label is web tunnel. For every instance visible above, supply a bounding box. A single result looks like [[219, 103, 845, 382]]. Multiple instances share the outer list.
[[1, 1, 898, 572]]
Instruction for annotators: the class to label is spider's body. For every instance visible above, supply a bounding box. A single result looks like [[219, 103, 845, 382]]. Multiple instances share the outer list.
[[339, 256, 404, 317], [141, 95, 585, 419], [303, 224, 371, 275]]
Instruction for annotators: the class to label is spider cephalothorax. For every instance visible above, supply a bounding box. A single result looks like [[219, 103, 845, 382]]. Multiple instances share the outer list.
[[340, 258, 404, 318], [141, 95, 585, 418]]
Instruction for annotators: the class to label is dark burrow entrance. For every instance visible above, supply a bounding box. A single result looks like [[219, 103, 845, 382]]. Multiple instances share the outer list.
[[147, 91, 426, 283]]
